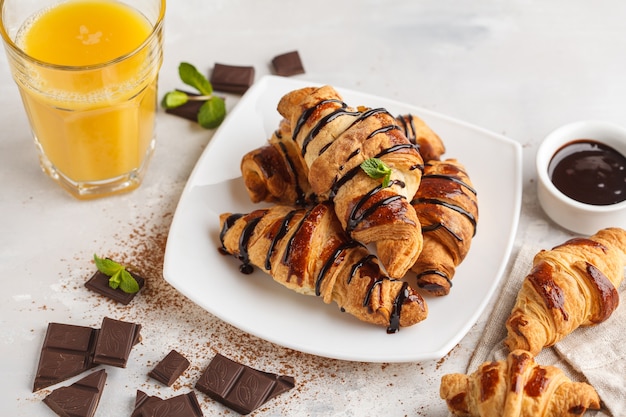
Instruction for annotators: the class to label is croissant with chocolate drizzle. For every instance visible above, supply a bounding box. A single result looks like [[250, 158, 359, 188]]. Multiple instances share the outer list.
[[440, 349, 600, 416], [410, 159, 479, 296], [241, 118, 318, 207], [240, 113, 445, 207], [505, 227, 626, 356], [276, 86, 425, 278], [218, 203, 428, 332]]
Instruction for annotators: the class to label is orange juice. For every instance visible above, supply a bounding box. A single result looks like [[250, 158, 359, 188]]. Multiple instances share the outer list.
[[13, 0, 161, 192]]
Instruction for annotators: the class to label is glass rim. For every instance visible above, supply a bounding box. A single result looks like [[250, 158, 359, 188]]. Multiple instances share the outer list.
[[0, 0, 166, 71]]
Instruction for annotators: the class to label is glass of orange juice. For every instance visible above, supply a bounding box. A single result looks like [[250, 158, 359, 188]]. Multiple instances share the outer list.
[[0, 0, 165, 199]]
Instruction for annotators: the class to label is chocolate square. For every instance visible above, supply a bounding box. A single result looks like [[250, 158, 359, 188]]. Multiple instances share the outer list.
[[132, 390, 203, 417], [271, 51, 305, 76], [33, 323, 99, 392], [85, 270, 145, 305], [210, 63, 255, 94], [93, 317, 141, 368], [43, 369, 107, 417], [195, 353, 294, 415], [165, 90, 205, 122], [148, 349, 190, 386]]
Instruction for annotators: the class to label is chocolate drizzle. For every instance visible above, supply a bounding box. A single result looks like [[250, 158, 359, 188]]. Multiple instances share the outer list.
[[316, 240, 362, 296], [265, 209, 297, 270], [412, 197, 477, 237], [292, 98, 345, 148], [346, 182, 404, 234], [387, 282, 410, 334], [219, 213, 244, 254], [415, 269, 452, 292], [238, 215, 265, 274], [276, 141, 308, 206]]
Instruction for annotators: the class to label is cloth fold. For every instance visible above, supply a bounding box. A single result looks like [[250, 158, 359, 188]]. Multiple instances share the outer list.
[[467, 244, 626, 417]]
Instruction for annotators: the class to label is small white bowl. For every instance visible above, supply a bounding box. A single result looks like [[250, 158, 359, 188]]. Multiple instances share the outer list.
[[536, 120, 626, 235]]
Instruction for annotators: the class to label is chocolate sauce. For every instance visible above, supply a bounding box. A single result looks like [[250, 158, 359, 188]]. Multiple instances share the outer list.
[[315, 240, 361, 296], [238, 212, 266, 274], [548, 139, 626, 205], [219, 213, 243, 254], [265, 209, 297, 270], [387, 282, 409, 334], [292, 98, 345, 146], [415, 269, 452, 292], [348, 254, 378, 284], [277, 141, 308, 206], [412, 197, 477, 236]]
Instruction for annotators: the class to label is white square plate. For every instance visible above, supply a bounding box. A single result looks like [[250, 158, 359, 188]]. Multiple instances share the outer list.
[[163, 75, 522, 362]]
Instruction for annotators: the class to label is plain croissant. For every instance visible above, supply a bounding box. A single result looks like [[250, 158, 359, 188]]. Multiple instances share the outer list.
[[410, 159, 479, 295], [505, 227, 626, 356], [440, 349, 600, 416], [218, 202, 428, 332], [276, 86, 425, 278]]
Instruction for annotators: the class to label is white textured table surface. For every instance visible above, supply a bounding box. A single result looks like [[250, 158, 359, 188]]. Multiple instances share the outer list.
[[1, 1, 624, 415]]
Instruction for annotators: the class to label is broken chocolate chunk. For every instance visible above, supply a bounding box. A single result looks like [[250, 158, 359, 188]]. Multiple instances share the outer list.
[[195, 353, 295, 415], [93, 317, 141, 368], [148, 349, 190, 386], [43, 369, 107, 417], [85, 270, 145, 305], [210, 63, 255, 94], [132, 390, 204, 417], [33, 323, 99, 392], [271, 50, 305, 76]]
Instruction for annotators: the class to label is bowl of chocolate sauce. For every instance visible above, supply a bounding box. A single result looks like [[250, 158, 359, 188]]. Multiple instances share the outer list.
[[537, 120, 626, 235]]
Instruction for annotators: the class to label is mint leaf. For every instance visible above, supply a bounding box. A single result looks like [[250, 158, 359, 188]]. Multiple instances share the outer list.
[[94, 254, 122, 276], [161, 90, 189, 109], [179, 62, 212, 96], [118, 270, 140, 294], [108, 269, 122, 290], [198, 96, 226, 129], [93, 254, 140, 294], [360, 158, 392, 187]]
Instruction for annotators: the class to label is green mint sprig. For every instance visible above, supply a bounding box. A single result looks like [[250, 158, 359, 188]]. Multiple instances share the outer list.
[[161, 62, 226, 129], [360, 158, 392, 187], [93, 254, 140, 294]]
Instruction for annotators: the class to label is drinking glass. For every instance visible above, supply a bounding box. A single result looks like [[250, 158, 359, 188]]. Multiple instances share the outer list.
[[0, 0, 165, 199]]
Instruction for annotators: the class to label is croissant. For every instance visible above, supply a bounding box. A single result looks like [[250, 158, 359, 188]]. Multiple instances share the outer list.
[[395, 113, 445, 162], [277, 86, 425, 278], [240, 114, 445, 207], [241, 118, 318, 206], [505, 227, 626, 356], [218, 202, 428, 332], [440, 349, 600, 416], [410, 159, 479, 295]]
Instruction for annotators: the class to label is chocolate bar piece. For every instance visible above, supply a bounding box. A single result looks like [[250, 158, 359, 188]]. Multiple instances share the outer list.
[[33, 323, 99, 392], [210, 63, 255, 94], [132, 390, 203, 417], [165, 90, 204, 122], [195, 353, 295, 415], [43, 369, 107, 417], [93, 317, 141, 368], [85, 270, 145, 305], [271, 51, 305, 76], [148, 349, 190, 386]]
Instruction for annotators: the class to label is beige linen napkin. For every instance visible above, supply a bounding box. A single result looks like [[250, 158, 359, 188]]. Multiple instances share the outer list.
[[467, 244, 626, 417]]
